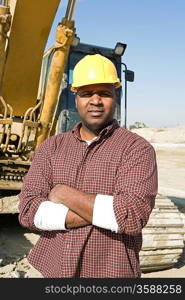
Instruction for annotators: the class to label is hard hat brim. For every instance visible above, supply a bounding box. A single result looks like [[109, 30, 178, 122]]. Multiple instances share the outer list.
[[71, 81, 121, 93]]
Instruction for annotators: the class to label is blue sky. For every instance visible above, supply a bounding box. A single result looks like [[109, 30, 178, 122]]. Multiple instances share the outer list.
[[46, 0, 185, 128]]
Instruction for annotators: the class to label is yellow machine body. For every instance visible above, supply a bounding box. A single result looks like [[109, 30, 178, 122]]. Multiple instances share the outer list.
[[1, 0, 61, 116], [0, 0, 76, 193]]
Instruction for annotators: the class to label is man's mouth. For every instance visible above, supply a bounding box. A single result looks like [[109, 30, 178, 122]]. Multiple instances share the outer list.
[[87, 110, 104, 117]]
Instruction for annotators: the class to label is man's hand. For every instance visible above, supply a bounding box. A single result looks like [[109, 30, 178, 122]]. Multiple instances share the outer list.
[[48, 184, 71, 204], [48, 184, 96, 223]]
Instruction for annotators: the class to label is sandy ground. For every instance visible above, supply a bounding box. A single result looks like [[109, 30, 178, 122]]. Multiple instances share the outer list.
[[0, 126, 185, 278]]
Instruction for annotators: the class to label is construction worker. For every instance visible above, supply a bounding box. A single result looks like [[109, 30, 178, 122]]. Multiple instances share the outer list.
[[18, 54, 158, 278]]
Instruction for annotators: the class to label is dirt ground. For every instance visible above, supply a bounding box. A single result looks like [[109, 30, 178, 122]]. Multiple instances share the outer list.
[[0, 127, 185, 278]]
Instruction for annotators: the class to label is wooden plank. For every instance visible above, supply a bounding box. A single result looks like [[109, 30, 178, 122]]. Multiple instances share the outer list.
[[140, 254, 180, 266], [142, 227, 185, 234], [141, 264, 174, 272], [142, 233, 183, 241], [146, 219, 184, 226], [149, 212, 183, 218], [140, 248, 182, 256], [141, 239, 184, 250]]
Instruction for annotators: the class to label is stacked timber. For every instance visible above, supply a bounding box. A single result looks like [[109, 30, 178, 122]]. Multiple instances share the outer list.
[[140, 194, 185, 272]]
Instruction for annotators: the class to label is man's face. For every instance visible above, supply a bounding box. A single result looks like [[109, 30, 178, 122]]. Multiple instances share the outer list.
[[75, 83, 116, 134]]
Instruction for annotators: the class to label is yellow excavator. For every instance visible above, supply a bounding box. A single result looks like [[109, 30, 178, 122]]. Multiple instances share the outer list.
[[0, 0, 184, 273], [0, 0, 126, 204], [0, 0, 77, 195]]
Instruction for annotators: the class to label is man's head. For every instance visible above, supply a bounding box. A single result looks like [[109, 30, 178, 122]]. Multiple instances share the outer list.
[[71, 54, 121, 136], [75, 83, 116, 136]]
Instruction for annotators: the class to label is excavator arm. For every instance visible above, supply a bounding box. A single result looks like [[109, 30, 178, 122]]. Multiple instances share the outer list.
[[1, 0, 61, 115], [0, 0, 77, 190]]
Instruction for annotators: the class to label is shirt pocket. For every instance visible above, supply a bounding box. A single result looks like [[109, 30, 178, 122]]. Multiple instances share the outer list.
[[82, 157, 119, 194]]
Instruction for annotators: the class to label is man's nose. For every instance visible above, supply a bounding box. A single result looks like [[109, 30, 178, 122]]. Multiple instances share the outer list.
[[89, 93, 102, 105]]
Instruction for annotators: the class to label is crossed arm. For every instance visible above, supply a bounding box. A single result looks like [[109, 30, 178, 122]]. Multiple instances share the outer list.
[[34, 185, 118, 231], [48, 184, 96, 228]]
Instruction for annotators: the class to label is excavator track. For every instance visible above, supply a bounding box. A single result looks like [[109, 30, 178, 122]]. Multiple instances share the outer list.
[[140, 194, 185, 272]]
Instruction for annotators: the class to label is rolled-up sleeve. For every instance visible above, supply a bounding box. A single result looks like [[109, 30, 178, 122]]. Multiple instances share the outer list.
[[113, 140, 158, 235], [18, 140, 53, 231]]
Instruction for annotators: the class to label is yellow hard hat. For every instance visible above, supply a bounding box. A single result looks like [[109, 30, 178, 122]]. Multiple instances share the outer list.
[[71, 54, 121, 92]]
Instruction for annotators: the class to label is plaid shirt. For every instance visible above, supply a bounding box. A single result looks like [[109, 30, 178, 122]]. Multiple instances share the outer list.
[[18, 119, 158, 278]]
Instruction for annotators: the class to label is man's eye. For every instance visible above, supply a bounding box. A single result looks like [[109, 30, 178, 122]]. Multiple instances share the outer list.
[[99, 92, 113, 97], [78, 92, 93, 97], [77, 91, 113, 98]]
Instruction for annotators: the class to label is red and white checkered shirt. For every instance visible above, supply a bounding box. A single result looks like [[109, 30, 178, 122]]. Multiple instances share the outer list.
[[18, 120, 158, 278]]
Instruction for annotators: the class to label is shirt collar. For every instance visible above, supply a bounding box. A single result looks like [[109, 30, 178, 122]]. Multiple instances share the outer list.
[[72, 119, 119, 142]]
